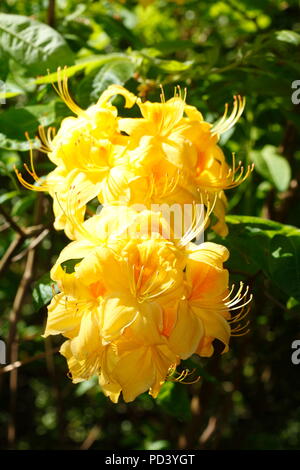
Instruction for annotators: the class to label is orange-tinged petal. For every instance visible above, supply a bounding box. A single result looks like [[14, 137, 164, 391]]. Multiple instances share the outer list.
[[191, 305, 231, 354], [196, 335, 214, 357]]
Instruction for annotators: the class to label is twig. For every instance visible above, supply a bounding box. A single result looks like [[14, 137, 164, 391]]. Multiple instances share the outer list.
[[264, 290, 287, 311], [11, 229, 49, 262], [0, 204, 25, 237], [0, 224, 46, 277], [178, 356, 221, 449], [0, 347, 60, 374], [47, 0, 56, 27], [81, 426, 101, 450], [0, 221, 10, 232], [7, 249, 36, 359], [7, 248, 36, 447], [7, 193, 44, 447], [0, 235, 24, 276], [199, 416, 217, 444]]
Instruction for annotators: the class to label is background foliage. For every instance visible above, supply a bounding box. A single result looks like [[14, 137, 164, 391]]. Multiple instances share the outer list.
[[0, 0, 300, 450]]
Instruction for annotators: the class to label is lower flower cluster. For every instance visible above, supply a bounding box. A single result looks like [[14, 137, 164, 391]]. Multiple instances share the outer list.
[[44, 207, 251, 402]]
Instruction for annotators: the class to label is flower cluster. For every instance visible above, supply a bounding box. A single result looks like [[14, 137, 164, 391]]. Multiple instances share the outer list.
[[17, 69, 252, 402]]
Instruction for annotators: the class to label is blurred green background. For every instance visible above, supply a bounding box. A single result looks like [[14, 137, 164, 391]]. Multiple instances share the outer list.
[[0, 0, 300, 450]]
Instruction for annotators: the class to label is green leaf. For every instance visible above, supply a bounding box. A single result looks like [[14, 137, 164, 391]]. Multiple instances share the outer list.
[[75, 376, 98, 396], [144, 440, 169, 450], [35, 62, 86, 84], [94, 13, 143, 49], [287, 297, 300, 309], [0, 150, 20, 172], [152, 39, 195, 55], [250, 145, 291, 191], [0, 104, 55, 151], [156, 381, 191, 422], [0, 190, 19, 204], [61, 258, 83, 274], [77, 58, 135, 105], [154, 58, 193, 72], [34, 56, 119, 84], [0, 90, 22, 99], [213, 215, 300, 300], [269, 234, 300, 301], [32, 273, 58, 310], [0, 108, 39, 140], [12, 193, 36, 216], [0, 13, 74, 75], [275, 30, 300, 46], [26, 103, 56, 127]]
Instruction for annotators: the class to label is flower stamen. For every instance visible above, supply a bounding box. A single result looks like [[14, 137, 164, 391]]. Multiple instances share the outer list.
[[211, 95, 246, 136]]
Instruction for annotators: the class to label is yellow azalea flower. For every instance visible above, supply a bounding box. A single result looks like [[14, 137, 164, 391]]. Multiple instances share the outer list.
[[45, 204, 251, 402], [47, 168, 101, 240], [119, 91, 252, 236], [98, 320, 179, 403], [61, 314, 179, 402], [15, 76, 147, 238], [168, 242, 232, 358], [16, 71, 252, 239]]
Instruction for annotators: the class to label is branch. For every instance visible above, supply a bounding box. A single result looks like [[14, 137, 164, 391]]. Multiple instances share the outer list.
[[0, 235, 24, 276], [47, 0, 56, 27], [7, 248, 36, 447], [81, 426, 101, 450], [7, 193, 45, 447], [0, 224, 46, 277], [0, 347, 60, 374], [0, 204, 25, 237], [11, 228, 49, 262]]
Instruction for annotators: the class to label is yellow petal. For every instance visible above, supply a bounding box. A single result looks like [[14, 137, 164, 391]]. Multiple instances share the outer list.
[[113, 346, 155, 402], [98, 85, 137, 109], [75, 247, 130, 293], [99, 374, 121, 403], [44, 292, 83, 338], [187, 242, 229, 267], [70, 309, 102, 360], [149, 344, 179, 398], [52, 239, 95, 270], [50, 265, 91, 299], [196, 336, 214, 357], [59, 340, 85, 383], [192, 306, 231, 353], [100, 295, 140, 342], [138, 97, 185, 135], [168, 300, 204, 359]]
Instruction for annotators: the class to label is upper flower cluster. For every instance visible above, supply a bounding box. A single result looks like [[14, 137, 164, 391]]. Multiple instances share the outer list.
[[17, 69, 252, 239], [17, 68, 252, 402]]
